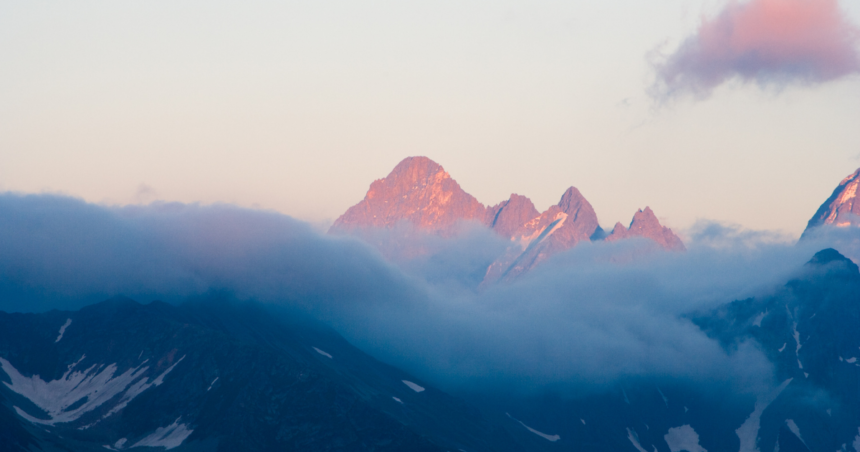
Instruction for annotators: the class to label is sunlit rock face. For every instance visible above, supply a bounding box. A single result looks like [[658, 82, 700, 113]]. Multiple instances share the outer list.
[[606, 207, 685, 252], [803, 167, 860, 237], [330, 156, 489, 237]]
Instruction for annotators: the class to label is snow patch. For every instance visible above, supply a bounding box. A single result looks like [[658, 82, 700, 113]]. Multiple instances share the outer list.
[[114, 438, 127, 448], [580, 419, 586, 425], [392, 397, 402, 404], [131, 418, 193, 450], [627, 428, 648, 452], [778, 343, 786, 353], [207, 377, 218, 391], [853, 427, 860, 452], [792, 322, 803, 369], [657, 387, 668, 407], [402, 380, 425, 393], [785, 420, 806, 448], [752, 311, 767, 327], [313, 347, 332, 359], [0, 355, 183, 425], [847, 357, 857, 364], [664, 425, 706, 452], [737, 379, 791, 452], [507, 413, 560, 442], [55, 319, 72, 343]]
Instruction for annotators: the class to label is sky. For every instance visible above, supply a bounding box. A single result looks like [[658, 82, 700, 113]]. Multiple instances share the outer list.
[[2, 0, 860, 237]]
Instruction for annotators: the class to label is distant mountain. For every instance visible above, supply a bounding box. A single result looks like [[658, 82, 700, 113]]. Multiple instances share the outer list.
[[331, 157, 488, 236], [332, 157, 684, 280], [803, 167, 860, 238]]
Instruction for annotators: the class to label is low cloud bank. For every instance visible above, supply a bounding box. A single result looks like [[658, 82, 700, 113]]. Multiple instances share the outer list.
[[0, 193, 842, 394], [651, 0, 860, 100], [0, 194, 416, 313]]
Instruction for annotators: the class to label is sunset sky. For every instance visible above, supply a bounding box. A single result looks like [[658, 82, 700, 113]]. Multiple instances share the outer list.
[[2, 0, 859, 237]]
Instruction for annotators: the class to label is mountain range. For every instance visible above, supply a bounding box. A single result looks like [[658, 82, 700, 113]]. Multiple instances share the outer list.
[[331, 157, 684, 283], [4, 163, 860, 451]]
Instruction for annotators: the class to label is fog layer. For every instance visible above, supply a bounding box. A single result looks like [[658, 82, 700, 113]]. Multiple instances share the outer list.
[[0, 193, 838, 393]]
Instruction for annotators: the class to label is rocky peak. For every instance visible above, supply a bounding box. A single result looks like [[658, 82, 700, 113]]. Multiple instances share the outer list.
[[610, 222, 626, 236], [330, 157, 488, 236], [488, 194, 540, 239], [606, 207, 685, 251], [557, 187, 587, 215], [802, 168, 860, 238], [805, 248, 860, 275], [551, 187, 602, 245]]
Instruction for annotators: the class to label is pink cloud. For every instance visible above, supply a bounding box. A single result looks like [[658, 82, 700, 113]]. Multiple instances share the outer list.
[[652, 0, 860, 99]]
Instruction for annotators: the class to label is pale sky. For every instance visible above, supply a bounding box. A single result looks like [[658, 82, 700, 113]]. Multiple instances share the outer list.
[[2, 0, 859, 237]]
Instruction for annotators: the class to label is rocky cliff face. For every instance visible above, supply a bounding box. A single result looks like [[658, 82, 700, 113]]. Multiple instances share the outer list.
[[332, 157, 684, 281], [482, 187, 603, 284], [802, 167, 860, 238], [606, 207, 685, 251]]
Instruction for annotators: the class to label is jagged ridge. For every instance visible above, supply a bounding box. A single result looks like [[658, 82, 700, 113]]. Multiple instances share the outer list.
[[331, 157, 685, 280]]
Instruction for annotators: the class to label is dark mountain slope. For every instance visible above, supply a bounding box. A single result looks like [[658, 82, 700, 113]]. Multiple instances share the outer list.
[[693, 248, 860, 451], [0, 297, 520, 452]]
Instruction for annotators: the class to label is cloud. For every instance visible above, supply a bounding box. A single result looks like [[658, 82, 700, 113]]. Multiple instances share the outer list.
[[0, 193, 416, 313], [0, 194, 834, 395], [651, 0, 860, 100]]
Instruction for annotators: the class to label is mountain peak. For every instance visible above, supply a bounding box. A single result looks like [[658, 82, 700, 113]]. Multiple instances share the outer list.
[[606, 206, 685, 251], [330, 156, 487, 235], [558, 187, 588, 215], [386, 156, 449, 185], [805, 248, 859, 275], [803, 167, 860, 237], [488, 194, 540, 239]]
